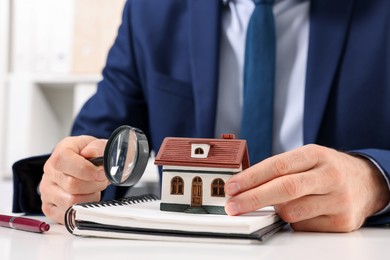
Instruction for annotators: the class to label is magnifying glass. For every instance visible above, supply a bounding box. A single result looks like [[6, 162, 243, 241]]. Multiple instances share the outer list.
[[89, 125, 149, 186]]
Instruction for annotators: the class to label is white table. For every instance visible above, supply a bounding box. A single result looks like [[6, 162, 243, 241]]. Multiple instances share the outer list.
[[1, 179, 389, 260]]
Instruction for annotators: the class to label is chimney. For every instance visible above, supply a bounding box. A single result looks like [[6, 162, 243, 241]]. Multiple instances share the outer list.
[[221, 134, 235, 139]]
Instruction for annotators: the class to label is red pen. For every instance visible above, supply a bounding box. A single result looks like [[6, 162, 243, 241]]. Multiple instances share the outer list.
[[0, 214, 50, 233]]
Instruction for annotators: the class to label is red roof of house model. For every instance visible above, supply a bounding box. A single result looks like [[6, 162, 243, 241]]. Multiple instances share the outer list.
[[154, 135, 250, 169]]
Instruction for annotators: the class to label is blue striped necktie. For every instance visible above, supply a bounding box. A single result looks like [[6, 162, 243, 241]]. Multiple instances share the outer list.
[[240, 0, 276, 165]]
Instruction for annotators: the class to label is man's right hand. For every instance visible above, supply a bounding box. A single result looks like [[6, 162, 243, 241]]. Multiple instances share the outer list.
[[40, 136, 110, 224]]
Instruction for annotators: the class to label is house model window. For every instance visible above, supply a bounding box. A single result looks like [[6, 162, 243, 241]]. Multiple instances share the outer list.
[[211, 178, 225, 197], [194, 148, 204, 154], [171, 176, 184, 195], [191, 144, 210, 158]]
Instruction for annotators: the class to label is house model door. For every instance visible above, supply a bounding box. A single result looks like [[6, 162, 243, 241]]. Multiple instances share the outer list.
[[191, 176, 202, 207]]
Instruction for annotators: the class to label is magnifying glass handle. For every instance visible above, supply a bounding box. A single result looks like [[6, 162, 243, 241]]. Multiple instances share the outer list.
[[89, 157, 104, 166]]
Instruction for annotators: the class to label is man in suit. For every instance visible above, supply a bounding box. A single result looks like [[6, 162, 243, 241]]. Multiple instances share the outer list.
[[36, 0, 390, 231]]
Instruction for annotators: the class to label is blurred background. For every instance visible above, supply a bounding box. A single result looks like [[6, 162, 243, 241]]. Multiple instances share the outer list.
[[0, 0, 126, 180]]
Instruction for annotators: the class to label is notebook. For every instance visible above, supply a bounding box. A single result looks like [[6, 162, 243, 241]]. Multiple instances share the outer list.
[[65, 194, 286, 244]]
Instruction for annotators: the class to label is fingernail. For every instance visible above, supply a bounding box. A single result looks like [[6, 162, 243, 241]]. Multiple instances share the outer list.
[[225, 201, 240, 215], [225, 182, 240, 195]]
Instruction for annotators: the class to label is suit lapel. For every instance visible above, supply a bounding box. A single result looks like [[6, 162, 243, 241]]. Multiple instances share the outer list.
[[304, 0, 355, 144], [188, 0, 354, 142], [189, 0, 222, 138]]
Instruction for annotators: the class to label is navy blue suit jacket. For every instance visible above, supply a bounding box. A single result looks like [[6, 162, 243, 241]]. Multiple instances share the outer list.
[[70, 0, 390, 223]]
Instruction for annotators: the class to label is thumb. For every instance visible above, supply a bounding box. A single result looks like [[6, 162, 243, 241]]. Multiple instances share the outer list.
[[80, 139, 108, 159]]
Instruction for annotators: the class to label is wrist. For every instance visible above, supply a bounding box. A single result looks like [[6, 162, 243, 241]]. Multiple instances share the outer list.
[[357, 156, 390, 217]]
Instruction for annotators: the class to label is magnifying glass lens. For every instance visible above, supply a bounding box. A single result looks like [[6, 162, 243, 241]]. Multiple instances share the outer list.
[[90, 125, 149, 187], [107, 128, 138, 184]]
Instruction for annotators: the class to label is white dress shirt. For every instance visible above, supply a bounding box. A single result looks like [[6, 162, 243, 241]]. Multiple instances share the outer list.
[[215, 0, 310, 156], [215, 0, 390, 214]]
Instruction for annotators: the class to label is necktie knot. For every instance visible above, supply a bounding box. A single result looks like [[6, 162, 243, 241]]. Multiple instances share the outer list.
[[253, 0, 275, 5]]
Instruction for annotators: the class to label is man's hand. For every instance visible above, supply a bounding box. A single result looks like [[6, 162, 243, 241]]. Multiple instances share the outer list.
[[225, 144, 390, 232], [40, 136, 110, 224]]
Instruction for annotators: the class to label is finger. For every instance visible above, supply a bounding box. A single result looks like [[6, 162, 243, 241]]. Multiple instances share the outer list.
[[47, 136, 107, 182], [41, 203, 65, 224], [41, 180, 101, 221], [59, 149, 107, 181], [45, 149, 107, 182], [225, 169, 335, 215], [274, 195, 336, 223], [40, 183, 70, 224], [80, 139, 107, 159], [42, 190, 102, 225], [51, 169, 109, 194], [225, 144, 324, 196], [41, 173, 103, 205]]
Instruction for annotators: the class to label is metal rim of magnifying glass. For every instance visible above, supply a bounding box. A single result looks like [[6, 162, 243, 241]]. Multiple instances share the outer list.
[[103, 125, 149, 186]]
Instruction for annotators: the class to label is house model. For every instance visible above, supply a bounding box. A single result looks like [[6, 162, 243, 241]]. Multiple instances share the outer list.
[[154, 134, 250, 214]]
